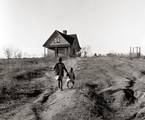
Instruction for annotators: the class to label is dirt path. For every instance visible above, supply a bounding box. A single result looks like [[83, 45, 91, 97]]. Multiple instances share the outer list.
[[4, 58, 79, 120], [40, 58, 80, 120], [41, 89, 76, 120]]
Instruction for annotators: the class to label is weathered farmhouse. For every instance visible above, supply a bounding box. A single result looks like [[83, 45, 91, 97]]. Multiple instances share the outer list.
[[43, 30, 81, 57]]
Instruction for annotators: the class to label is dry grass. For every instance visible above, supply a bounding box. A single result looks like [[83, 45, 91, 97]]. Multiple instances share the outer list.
[[72, 57, 145, 120], [2, 56, 145, 120], [0, 57, 57, 116]]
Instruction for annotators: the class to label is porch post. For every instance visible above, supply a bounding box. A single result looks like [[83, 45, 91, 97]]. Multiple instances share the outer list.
[[68, 47, 70, 57], [139, 47, 141, 57], [64, 48, 67, 56], [55, 47, 58, 57], [67, 47, 69, 57], [129, 47, 131, 56], [44, 47, 46, 57], [47, 48, 49, 57]]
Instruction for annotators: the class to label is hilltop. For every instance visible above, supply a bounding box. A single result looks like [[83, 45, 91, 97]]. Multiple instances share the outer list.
[[1, 57, 145, 120]]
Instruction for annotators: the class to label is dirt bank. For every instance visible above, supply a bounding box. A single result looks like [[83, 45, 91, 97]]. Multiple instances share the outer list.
[[2, 57, 145, 120]]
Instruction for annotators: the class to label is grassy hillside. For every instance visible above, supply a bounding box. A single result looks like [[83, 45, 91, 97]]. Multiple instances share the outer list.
[[74, 56, 145, 120], [1, 56, 145, 120], [0, 57, 57, 117], [45, 56, 145, 120]]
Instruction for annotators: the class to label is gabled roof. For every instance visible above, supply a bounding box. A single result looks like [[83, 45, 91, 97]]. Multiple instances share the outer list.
[[57, 31, 74, 45], [43, 30, 81, 50], [43, 30, 58, 48], [69, 34, 81, 50]]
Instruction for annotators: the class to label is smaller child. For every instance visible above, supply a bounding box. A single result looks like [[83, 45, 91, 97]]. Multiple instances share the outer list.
[[67, 67, 75, 88]]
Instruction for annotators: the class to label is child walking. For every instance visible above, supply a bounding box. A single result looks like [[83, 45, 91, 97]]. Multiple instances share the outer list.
[[67, 67, 75, 88], [54, 57, 68, 91]]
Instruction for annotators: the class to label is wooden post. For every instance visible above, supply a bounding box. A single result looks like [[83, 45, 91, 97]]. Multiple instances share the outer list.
[[65, 48, 67, 56], [66, 47, 68, 57], [66, 47, 70, 58], [57, 47, 58, 57], [68, 47, 70, 57], [44, 47, 46, 57], [47, 48, 49, 57], [55, 47, 56, 57], [130, 47, 131, 55], [139, 47, 141, 56], [138, 47, 141, 57], [137, 47, 138, 57], [136, 47, 138, 54], [55, 47, 58, 57]]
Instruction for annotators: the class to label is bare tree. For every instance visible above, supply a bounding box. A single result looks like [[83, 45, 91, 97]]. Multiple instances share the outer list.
[[17, 52, 22, 59], [3, 47, 13, 60], [14, 49, 22, 59], [81, 45, 91, 57]]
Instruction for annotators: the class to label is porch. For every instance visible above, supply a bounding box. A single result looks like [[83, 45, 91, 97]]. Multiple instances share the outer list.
[[44, 47, 71, 57]]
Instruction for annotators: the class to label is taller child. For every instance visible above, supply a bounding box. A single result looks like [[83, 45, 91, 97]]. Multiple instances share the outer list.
[[54, 57, 68, 91]]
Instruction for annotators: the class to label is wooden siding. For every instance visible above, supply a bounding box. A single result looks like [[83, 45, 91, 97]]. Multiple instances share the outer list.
[[49, 33, 70, 47]]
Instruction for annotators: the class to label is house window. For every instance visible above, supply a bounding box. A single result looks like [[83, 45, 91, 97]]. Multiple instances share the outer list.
[[54, 37, 60, 43], [57, 38, 60, 43]]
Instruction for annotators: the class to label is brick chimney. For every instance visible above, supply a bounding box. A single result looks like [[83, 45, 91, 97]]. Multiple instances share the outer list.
[[63, 30, 67, 35]]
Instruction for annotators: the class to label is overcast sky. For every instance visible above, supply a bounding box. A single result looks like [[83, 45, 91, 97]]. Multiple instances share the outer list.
[[0, 0, 145, 57]]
